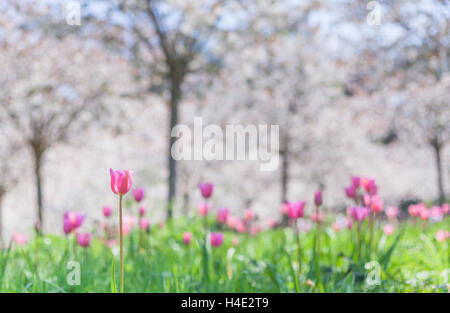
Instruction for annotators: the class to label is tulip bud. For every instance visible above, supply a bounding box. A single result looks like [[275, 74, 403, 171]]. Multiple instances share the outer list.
[[198, 183, 214, 199], [314, 190, 322, 206]]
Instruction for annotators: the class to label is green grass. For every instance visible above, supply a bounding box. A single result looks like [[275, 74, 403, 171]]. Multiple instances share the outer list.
[[0, 217, 448, 293]]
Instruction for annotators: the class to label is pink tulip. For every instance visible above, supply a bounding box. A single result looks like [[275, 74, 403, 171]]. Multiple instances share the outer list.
[[76, 232, 91, 248], [236, 221, 246, 233], [442, 203, 449, 215], [198, 183, 214, 199], [63, 211, 86, 234], [287, 201, 305, 219], [362, 178, 377, 195], [197, 202, 210, 216], [110, 168, 133, 196], [132, 188, 145, 202], [227, 216, 239, 228], [351, 176, 360, 188], [385, 207, 399, 220], [314, 190, 322, 206], [266, 218, 277, 228], [332, 221, 342, 232], [383, 224, 395, 236], [435, 230, 449, 242], [217, 208, 229, 224], [365, 194, 383, 214], [419, 207, 429, 220], [345, 185, 357, 198], [103, 206, 112, 217], [139, 207, 146, 217], [311, 212, 324, 223], [12, 234, 28, 246], [408, 204, 420, 217], [280, 203, 289, 215], [351, 206, 370, 221], [346, 217, 353, 230], [183, 232, 192, 245], [244, 209, 256, 221], [429, 206, 443, 222], [210, 232, 224, 247], [139, 218, 150, 231]]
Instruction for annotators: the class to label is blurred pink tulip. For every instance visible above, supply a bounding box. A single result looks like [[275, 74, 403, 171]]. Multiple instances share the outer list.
[[227, 216, 239, 228], [287, 201, 305, 219], [362, 177, 377, 195], [435, 230, 449, 242], [139, 207, 146, 217], [244, 209, 256, 221], [351, 176, 360, 188], [266, 218, 277, 228], [429, 206, 443, 222], [366, 195, 383, 214], [419, 208, 429, 220], [236, 222, 246, 233], [132, 188, 145, 202], [197, 202, 210, 216], [346, 217, 353, 230], [249, 224, 262, 236], [63, 211, 86, 234], [311, 212, 324, 223], [345, 185, 357, 198], [351, 206, 370, 221], [217, 208, 229, 224], [183, 232, 192, 245], [383, 224, 395, 236], [332, 222, 342, 232], [198, 183, 214, 199], [232, 237, 239, 246], [280, 202, 289, 215], [210, 232, 224, 247], [139, 218, 150, 231], [110, 168, 133, 195], [12, 234, 28, 246], [76, 232, 91, 248], [442, 203, 449, 215], [408, 204, 420, 217], [103, 206, 112, 218], [314, 190, 322, 206], [385, 207, 399, 219]]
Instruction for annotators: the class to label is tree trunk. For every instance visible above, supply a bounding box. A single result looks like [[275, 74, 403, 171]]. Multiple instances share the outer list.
[[432, 142, 445, 204], [167, 76, 181, 221], [280, 134, 289, 203], [33, 150, 45, 235]]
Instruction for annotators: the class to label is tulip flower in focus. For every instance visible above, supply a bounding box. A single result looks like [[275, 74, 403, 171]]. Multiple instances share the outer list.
[[198, 183, 214, 199], [132, 188, 145, 203], [110, 169, 133, 195], [210, 232, 224, 247], [109, 168, 133, 293], [76, 232, 91, 248]]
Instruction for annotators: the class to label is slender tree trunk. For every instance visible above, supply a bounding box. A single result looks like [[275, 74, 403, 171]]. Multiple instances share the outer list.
[[167, 75, 182, 221], [33, 150, 45, 235], [280, 135, 289, 203], [432, 142, 445, 204]]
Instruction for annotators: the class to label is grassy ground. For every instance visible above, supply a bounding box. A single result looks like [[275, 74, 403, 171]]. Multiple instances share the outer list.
[[0, 217, 448, 293]]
